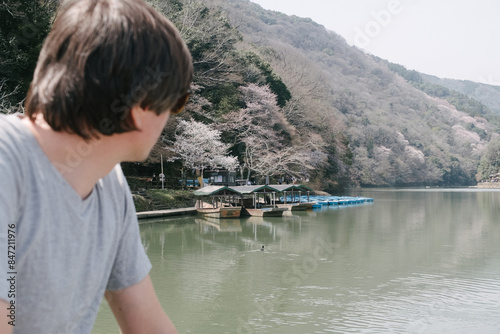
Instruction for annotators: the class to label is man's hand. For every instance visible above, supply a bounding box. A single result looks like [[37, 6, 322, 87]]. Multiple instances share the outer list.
[[105, 274, 177, 334], [0, 299, 14, 334]]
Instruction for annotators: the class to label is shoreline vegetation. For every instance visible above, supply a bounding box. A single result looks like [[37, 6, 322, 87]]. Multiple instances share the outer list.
[[127, 176, 197, 212], [476, 182, 500, 189], [130, 182, 500, 214], [132, 189, 197, 213], [128, 175, 328, 213]]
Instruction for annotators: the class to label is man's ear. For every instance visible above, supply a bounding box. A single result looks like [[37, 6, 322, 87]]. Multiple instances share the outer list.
[[128, 105, 145, 129]]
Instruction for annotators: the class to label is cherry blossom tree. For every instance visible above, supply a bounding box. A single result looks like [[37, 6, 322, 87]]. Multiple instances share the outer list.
[[221, 83, 325, 182], [167, 119, 238, 183]]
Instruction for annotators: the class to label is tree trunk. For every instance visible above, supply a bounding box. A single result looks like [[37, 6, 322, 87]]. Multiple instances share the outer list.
[[246, 168, 251, 184]]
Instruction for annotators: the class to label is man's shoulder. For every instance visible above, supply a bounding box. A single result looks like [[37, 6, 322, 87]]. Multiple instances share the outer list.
[[0, 115, 29, 223], [102, 164, 128, 190], [0, 114, 30, 165], [0, 113, 19, 132], [96, 164, 138, 230], [0, 114, 30, 147], [99, 164, 133, 207]]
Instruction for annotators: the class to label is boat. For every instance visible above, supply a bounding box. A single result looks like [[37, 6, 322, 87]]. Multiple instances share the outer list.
[[195, 203, 241, 218], [224, 185, 287, 217], [276, 202, 307, 211], [274, 184, 314, 210], [194, 184, 317, 218], [193, 185, 242, 219], [241, 206, 288, 217], [308, 195, 375, 209]]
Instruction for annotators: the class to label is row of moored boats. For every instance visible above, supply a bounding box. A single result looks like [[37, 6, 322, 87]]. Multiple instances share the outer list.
[[194, 184, 374, 219]]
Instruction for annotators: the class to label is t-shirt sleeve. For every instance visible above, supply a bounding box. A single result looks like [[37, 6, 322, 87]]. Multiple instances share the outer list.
[[106, 170, 152, 291], [0, 120, 24, 302]]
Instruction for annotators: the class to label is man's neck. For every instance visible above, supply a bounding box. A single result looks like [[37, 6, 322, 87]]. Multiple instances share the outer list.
[[22, 115, 125, 199]]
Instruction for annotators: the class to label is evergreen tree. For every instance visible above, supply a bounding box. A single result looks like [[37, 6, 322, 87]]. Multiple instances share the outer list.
[[0, 0, 52, 105]]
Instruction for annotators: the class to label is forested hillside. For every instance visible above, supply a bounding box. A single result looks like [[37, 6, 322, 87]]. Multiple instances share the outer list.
[[2, 0, 500, 190], [420, 74, 500, 115], [211, 0, 500, 187]]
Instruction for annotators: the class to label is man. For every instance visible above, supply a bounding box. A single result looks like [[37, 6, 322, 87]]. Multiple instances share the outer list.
[[0, 0, 192, 332]]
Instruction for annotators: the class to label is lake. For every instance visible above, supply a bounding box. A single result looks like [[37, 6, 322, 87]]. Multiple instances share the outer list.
[[92, 188, 500, 334]]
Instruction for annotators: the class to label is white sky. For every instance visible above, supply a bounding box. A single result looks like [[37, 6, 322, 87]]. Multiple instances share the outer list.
[[249, 0, 500, 86]]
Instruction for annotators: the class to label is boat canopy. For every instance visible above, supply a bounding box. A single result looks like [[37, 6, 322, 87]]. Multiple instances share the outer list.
[[226, 185, 281, 194], [271, 184, 313, 193], [193, 186, 240, 197], [194, 184, 312, 196]]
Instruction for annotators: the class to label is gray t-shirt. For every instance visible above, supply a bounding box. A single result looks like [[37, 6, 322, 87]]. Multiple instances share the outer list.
[[0, 114, 152, 333]]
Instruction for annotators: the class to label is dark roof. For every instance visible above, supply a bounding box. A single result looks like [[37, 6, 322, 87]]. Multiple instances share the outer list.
[[194, 184, 313, 196], [226, 185, 281, 194], [271, 184, 313, 192], [193, 186, 240, 196]]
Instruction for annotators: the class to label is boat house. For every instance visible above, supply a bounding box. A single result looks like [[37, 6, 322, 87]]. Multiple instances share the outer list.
[[194, 184, 314, 217], [203, 169, 238, 186]]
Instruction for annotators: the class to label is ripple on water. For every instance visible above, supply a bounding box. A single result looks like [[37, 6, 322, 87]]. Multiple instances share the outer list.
[[314, 271, 500, 334]]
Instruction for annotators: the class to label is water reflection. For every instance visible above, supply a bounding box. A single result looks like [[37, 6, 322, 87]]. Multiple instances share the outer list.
[[196, 217, 243, 233], [93, 189, 500, 334]]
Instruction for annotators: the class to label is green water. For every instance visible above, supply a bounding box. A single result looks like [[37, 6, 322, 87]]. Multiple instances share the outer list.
[[92, 189, 500, 334]]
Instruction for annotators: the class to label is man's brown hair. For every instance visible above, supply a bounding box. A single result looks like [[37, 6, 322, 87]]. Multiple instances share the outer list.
[[25, 0, 193, 139]]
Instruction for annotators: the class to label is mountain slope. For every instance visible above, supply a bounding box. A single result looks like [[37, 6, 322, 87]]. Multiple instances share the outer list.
[[1, 0, 496, 189], [420, 74, 500, 115], [212, 0, 496, 186]]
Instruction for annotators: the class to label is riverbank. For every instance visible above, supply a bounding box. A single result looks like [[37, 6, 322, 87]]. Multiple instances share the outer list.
[[132, 189, 197, 213], [132, 184, 325, 213], [132, 184, 328, 217], [476, 182, 500, 189]]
